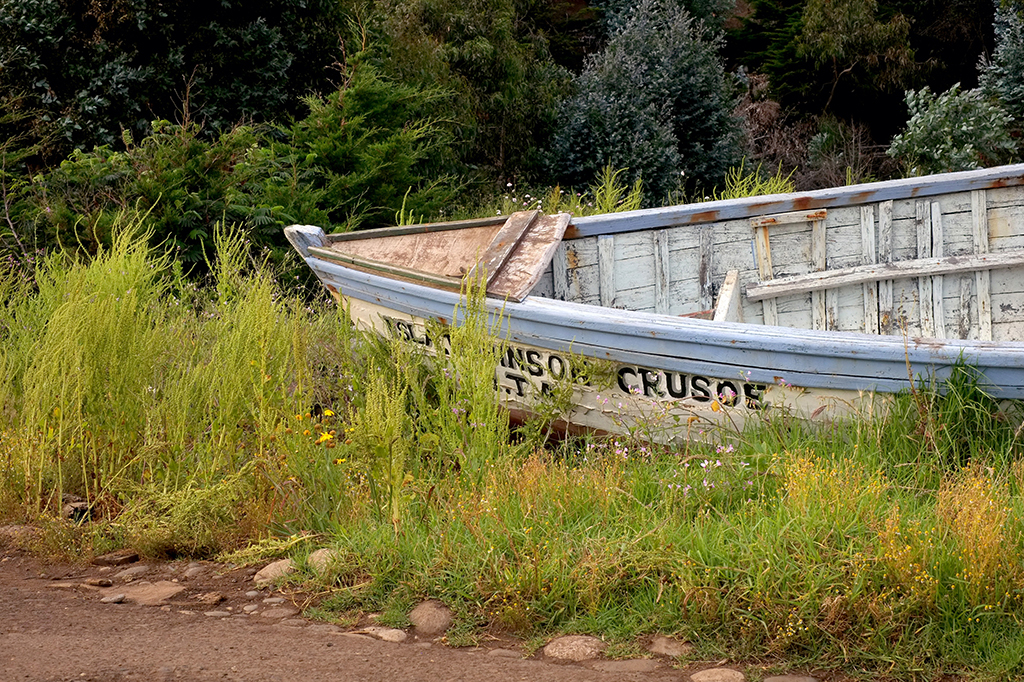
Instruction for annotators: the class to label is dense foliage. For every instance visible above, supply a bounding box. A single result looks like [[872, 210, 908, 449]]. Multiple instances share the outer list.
[[1, 0, 1023, 265], [548, 0, 741, 202]]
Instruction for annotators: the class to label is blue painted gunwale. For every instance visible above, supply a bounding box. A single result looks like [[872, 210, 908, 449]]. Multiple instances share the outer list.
[[566, 163, 1024, 239], [307, 256, 1024, 399]]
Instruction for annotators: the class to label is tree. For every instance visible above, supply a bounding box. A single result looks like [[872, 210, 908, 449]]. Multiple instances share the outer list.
[[0, 0, 349, 164], [979, 2, 1024, 122], [547, 0, 741, 202], [797, 0, 915, 111]]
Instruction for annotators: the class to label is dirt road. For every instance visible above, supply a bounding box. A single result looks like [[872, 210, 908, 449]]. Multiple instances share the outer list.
[[1, 546, 706, 682]]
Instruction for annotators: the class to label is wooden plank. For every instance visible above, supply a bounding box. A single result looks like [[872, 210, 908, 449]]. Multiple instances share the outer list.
[[699, 226, 714, 311], [469, 210, 539, 285], [958, 276, 972, 338], [861, 205, 879, 333], [811, 218, 827, 330], [930, 202, 946, 338], [917, 201, 934, 337], [744, 249, 1024, 300], [487, 213, 570, 302], [328, 214, 505, 243], [598, 235, 616, 308], [552, 244, 570, 301], [713, 270, 743, 322], [754, 225, 778, 326], [973, 189, 993, 340], [751, 209, 828, 227], [568, 164, 1024, 239], [655, 231, 671, 314], [307, 248, 463, 291], [878, 201, 894, 334], [284, 224, 329, 258]]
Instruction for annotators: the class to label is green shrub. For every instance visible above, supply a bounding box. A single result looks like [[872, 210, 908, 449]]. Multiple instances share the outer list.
[[19, 65, 460, 270], [887, 84, 1015, 176], [980, 2, 1024, 123], [547, 0, 741, 203]]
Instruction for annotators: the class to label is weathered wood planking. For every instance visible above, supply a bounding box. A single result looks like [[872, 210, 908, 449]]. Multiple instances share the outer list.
[[547, 168, 1024, 342]]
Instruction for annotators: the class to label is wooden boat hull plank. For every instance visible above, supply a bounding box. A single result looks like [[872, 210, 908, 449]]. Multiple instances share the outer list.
[[306, 256, 1024, 398], [343, 295, 871, 439]]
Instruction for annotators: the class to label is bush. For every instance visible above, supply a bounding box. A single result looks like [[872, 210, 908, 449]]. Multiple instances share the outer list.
[[546, 0, 741, 203], [887, 84, 1015, 176], [979, 2, 1024, 123], [0, 0, 349, 163], [18, 65, 459, 269]]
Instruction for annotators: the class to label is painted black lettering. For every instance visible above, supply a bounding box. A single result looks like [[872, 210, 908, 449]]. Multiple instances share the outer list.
[[744, 383, 765, 409], [505, 347, 526, 371], [525, 350, 544, 377], [548, 355, 566, 380], [506, 372, 528, 397], [540, 382, 553, 396], [717, 380, 739, 407], [666, 372, 689, 398], [640, 368, 663, 398], [617, 367, 638, 393], [691, 376, 711, 402]]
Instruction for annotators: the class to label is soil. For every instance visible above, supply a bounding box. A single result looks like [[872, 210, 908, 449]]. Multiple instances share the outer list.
[[0, 532, 841, 682]]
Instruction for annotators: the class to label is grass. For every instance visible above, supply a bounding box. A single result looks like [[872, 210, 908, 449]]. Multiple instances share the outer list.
[[2, 214, 1024, 680]]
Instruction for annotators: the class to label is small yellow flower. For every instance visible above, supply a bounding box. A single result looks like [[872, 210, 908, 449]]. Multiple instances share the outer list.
[[323, 409, 335, 417]]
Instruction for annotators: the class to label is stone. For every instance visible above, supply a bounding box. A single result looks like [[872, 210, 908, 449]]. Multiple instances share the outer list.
[[648, 635, 693, 658], [183, 566, 205, 579], [204, 611, 233, 618], [277, 619, 308, 627], [590, 660, 661, 673], [195, 591, 225, 605], [262, 597, 286, 605], [100, 594, 126, 604], [542, 635, 606, 662], [690, 668, 746, 682], [359, 626, 407, 643], [92, 550, 139, 567], [86, 578, 113, 587], [307, 548, 341, 573], [308, 623, 342, 634], [261, 607, 300, 619], [62, 501, 91, 522], [253, 559, 295, 586], [117, 581, 186, 606], [242, 604, 259, 613], [487, 649, 522, 659], [113, 565, 150, 581], [245, 590, 262, 598], [408, 600, 453, 636], [764, 677, 818, 682]]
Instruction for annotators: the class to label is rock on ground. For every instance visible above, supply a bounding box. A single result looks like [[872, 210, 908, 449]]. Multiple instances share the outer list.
[[357, 626, 408, 643], [307, 548, 340, 574], [408, 600, 453, 637], [91, 550, 139, 567], [590, 659, 660, 673], [114, 581, 186, 606], [648, 635, 693, 657], [690, 668, 746, 682], [253, 559, 295, 586], [542, 635, 606, 662]]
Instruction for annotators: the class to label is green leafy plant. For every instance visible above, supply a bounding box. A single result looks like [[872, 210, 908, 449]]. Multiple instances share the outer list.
[[887, 84, 1015, 176]]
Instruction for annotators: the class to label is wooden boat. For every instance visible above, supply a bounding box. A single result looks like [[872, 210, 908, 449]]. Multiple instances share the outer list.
[[286, 164, 1024, 438]]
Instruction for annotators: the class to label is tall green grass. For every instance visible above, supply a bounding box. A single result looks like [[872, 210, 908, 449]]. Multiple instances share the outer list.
[[3, 215, 1024, 679]]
